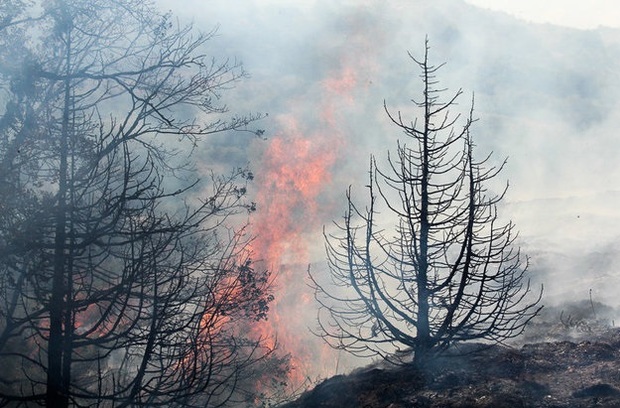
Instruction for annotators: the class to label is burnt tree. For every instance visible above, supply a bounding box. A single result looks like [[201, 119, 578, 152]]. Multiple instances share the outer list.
[[0, 1, 282, 407], [313, 40, 542, 367]]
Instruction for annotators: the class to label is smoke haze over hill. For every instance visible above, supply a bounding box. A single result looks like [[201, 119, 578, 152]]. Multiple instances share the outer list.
[[155, 0, 620, 378]]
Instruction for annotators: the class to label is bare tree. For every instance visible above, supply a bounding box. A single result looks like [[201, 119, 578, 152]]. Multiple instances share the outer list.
[[312, 40, 542, 367], [0, 1, 284, 407]]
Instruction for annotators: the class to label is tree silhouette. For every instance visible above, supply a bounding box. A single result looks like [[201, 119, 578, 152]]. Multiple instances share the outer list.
[[312, 40, 542, 367], [0, 1, 283, 406]]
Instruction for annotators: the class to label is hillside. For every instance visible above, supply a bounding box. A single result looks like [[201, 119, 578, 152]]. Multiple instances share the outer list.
[[281, 303, 620, 408], [153, 0, 620, 392], [282, 333, 620, 407]]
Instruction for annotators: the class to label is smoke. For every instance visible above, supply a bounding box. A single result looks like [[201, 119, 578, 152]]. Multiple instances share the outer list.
[[464, 0, 620, 30], [154, 0, 620, 380]]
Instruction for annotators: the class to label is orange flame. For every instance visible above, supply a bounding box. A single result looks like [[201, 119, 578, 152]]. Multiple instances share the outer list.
[[249, 65, 364, 389], [250, 9, 381, 388], [250, 114, 339, 384]]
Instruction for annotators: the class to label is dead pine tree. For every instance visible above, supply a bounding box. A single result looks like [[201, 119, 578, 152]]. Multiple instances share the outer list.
[[312, 39, 542, 368]]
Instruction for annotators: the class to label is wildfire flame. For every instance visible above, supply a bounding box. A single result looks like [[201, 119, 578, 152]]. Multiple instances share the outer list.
[[249, 5, 382, 389], [249, 65, 365, 388]]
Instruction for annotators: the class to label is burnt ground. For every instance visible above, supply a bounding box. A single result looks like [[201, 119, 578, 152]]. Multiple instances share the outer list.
[[279, 304, 620, 408]]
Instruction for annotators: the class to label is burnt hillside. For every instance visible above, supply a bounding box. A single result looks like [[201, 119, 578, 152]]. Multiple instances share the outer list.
[[281, 309, 620, 408]]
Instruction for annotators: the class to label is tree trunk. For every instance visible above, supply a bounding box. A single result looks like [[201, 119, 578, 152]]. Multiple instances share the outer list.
[[414, 50, 432, 368], [46, 24, 71, 408]]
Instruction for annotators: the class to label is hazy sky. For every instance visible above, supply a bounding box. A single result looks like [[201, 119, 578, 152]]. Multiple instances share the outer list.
[[158, 0, 620, 29], [464, 0, 620, 29]]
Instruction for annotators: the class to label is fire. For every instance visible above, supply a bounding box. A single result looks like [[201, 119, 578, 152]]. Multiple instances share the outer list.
[[323, 66, 358, 101], [248, 5, 383, 390], [250, 115, 340, 385], [249, 67, 362, 389]]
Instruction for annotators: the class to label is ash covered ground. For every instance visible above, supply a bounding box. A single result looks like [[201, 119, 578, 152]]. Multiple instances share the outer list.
[[280, 300, 620, 408]]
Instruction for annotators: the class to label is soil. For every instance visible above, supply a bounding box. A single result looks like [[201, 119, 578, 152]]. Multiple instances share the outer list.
[[279, 324, 620, 408]]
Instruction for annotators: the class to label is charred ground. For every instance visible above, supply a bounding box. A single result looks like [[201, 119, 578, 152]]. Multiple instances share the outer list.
[[281, 301, 620, 408]]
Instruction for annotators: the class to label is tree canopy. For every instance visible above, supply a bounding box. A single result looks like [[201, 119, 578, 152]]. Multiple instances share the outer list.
[[0, 1, 283, 406]]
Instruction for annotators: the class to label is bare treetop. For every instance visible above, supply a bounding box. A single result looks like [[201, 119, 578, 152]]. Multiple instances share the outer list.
[[312, 39, 542, 367]]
